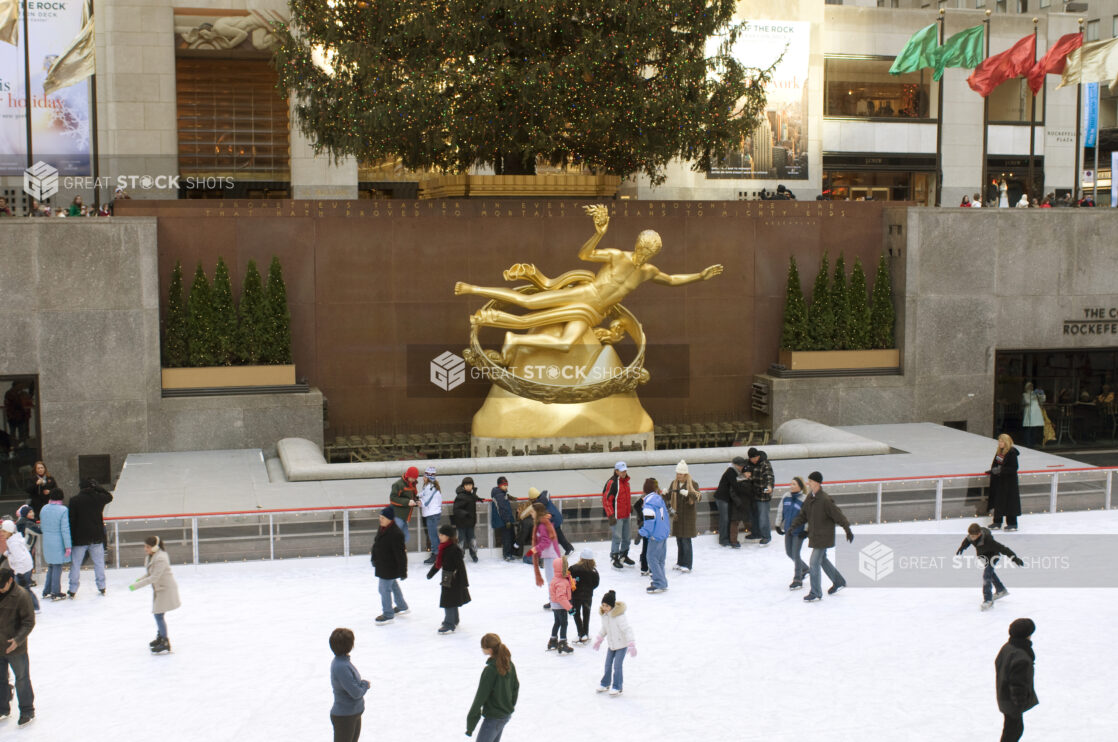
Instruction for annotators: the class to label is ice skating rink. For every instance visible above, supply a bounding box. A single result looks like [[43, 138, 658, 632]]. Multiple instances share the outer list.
[[18, 510, 1118, 740]]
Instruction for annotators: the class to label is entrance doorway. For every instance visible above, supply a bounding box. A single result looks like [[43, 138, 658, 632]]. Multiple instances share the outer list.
[[2, 375, 41, 509]]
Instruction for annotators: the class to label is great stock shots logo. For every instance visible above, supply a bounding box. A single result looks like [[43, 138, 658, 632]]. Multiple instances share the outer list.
[[858, 541, 895, 582], [430, 351, 467, 391], [23, 161, 59, 200]]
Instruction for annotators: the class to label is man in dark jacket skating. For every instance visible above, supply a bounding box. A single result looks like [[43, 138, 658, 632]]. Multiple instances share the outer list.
[[370, 507, 409, 625], [67, 478, 113, 597], [995, 618, 1039, 742], [957, 523, 1024, 610], [790, 472, 853, 602], [453, 477, 481, 563], [490, 477, 518, 561], [714, 457, 749, 548], [0, 566, 36, 726]]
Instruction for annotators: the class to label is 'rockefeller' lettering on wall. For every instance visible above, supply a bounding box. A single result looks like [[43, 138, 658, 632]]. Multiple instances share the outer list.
[[1063, 308, 1118, 336]]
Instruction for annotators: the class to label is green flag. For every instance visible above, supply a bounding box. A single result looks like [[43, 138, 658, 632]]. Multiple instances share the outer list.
[[890, 23, 939, 75], [934, 25, 985, 81]]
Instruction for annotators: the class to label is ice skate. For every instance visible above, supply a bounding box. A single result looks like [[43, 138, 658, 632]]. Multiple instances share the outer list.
[[804, 594, 821, 603], [546, 637, 558, 652], [596, 685, 609, 693], [679, 567, 691, 573], [437, 625, 456, 634], [640, 569, 650, 576], [789, 580, 803, 591], [17, 711, 34, 726], [993, 589, 1010, 601], [393, 607, 410, 616], [557, 640, 574, 655], [151, 637, 172, 654], [827, 584, 846, 596], [981, 600, 994, 610], [149, 636, 162, 648], [611, 555, 624, 570], [374, 614, 394, 625], [621, 555, 635, 566], [576, 635, 589, 645], [608, 688, 622, 696]]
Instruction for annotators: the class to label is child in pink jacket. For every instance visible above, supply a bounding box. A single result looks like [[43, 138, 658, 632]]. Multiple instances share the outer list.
[[547, 557, 575, 655]]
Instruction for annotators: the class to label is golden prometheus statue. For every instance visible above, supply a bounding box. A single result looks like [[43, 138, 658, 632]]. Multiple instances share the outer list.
[[455, 204, 722, 439]]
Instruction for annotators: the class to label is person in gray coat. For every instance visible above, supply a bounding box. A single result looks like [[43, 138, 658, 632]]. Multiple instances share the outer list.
[[995, 618, 1039, 742], [129, 536, 181, 654]]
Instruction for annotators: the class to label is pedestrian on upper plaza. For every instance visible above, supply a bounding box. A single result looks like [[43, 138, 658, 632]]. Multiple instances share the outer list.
[[38, 491, 70, 601], [666, 460, 700, 573], [490, 476, 518, 561], [987, 434, 1021, 532], [1019, 383, 1045, 448], [602, 461, 635, 571], [774, 476, 809, 590], [0, 565, 36, 727], [960, 195, 971, 207], [525, 501, 562, 597], [1, 521, 37, 612], [67, 477, 113, 598], [998, 177, 1009, 208], [388, 466, 419, 544], [427, 525, 470, 634], [569, 549, 599, 644], [0, 196, 13, 217], [790, 472, 853, 603], [956, 523, 1023, 611], [546, 557, 575, 655], [714, 456, 749, 548], [129, 536, 180, 654], [329, 627, 369, 742], [25, 461, 60, 523], [593, 590, 636, 696], [466, 633, 519, 741], [746, 447, 775, 545], [66, 195, 83, 217], [370, 506, 408, 625], [995, 618, 1039, 742], [970, 194, 983, 208], [525, 487, 573, 556], [453, 476, 481, 563], [639, 478, 669, 594], [419, 466, 443, 563]]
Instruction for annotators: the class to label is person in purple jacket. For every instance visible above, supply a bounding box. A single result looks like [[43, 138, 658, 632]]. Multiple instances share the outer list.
[[329, 627, 370, 742]]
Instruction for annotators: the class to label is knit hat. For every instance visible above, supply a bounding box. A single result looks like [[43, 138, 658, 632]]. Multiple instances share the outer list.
[[732, 456, 748, 467], [601, 590, 616, 608], [580, 548, 594, 561], [438, 524, 456, 538], [808, 471, 824, 484], [0, 520, 14, 534], [615, 461, 627, 472], [527, 487, 541, 500], [380, 505, 396, 520], [676, 460, 689, 475], [497, 476, 508, 486], [424, 466, 437, 477], [1009, 618, 1036, 639], [404, 466, 419, 480], [747, 447, 760, 458], [16, 505, 30, 519]]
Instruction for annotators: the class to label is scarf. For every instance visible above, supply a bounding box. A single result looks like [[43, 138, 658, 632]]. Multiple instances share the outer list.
[[1009, 636, 1035, 660], [435, 540, 453, 570]]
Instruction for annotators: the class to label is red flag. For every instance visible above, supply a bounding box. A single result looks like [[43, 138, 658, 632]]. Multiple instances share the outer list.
[[967, 34, 1036, 97], [1027, 32, 1084, 93]]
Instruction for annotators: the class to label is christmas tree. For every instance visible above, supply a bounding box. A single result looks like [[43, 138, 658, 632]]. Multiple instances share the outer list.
[[186, 263, 216, 367], [264, 257, 293, 365], [162, 261, 188, 367], [274, 1, 774, 185], [236, 260, 268, 365], [830, 255, 849, 350], [847, 257, 871, 350], [870, 254, 896, 350], [211, 258, 237, 366], [780, 257, 810, 351], [807, 253, 834, 351]]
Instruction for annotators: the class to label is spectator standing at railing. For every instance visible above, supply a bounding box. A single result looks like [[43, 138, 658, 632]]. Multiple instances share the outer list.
[[666, 460, 700, 573], [388, 466, 420, 544], [371, 506, 409, 625], [790, 472, 853, 603], [419, 467, 443, 563], [453, 477, 481, 564], [986, 434, 1021, 532], [602, 462, 635, 570], [490, 477, 518, 562], [67, 478, 113, 598]]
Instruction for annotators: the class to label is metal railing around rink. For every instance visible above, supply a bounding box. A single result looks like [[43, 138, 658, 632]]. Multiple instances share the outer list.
[[100, 467, 1116, 570]]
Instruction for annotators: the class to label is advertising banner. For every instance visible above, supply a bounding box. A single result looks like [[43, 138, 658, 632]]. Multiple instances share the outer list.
[[1112, 151, 1117, 208], [708, 20, 810, 181], [1083, 81, 1098, 149], [0, 0, 92, 175]]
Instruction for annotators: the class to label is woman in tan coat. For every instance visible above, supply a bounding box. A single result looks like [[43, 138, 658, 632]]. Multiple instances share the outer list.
[[666, 460, 700, 573], [129, 536, 181, 654]]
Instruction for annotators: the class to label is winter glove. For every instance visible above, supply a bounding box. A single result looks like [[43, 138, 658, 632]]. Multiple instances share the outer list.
[[844, 529, 854, 543], [956, 548, 964, 556], [775, 526, 785, 536], [1012, 557, 1024, 566], [65, 548, 71, 557], [568, 607, 575, 615], [593, 638, 602, 651], [608, 516, 617, 527], [633, 534, 642, 546], [128, 583, 137, 592], [627, 642, 637, 658]]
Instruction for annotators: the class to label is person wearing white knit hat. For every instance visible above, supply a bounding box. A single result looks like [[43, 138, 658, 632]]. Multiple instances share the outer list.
[[667, 460, 701, 572]]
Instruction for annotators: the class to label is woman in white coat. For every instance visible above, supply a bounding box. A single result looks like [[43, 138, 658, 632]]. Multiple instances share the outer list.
[[129, 536, 181, 654]]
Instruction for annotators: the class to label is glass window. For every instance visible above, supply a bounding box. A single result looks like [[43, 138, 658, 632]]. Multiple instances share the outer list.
[[825, 57, 938, 120], [976, 0, 986, 8], [996, 0, 1007, 13], [1113, 15, 1117, 38], [1016, 0, 1027, 12], [1039, 0, 1050, 7], [987, 78, 1045, 123], [1087, 20, 1099, 42]]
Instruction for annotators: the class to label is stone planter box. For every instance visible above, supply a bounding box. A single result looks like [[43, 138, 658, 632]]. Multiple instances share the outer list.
[[161, 365, 296, 390], [778, 349, 900, 372], [419, 174, 621, 199]]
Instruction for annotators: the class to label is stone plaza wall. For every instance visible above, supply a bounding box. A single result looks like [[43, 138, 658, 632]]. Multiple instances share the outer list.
[[0, 218, 323, 493]]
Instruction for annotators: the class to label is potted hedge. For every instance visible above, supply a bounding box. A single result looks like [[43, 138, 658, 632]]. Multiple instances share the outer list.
[[777, 254, 899, 372], [160, 257, 296, 389]]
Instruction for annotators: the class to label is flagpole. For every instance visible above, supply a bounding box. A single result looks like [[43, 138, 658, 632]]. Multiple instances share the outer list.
[[981, 9, 991, 206], [21, 0, 31, 169], [90, 0, 100, 211], [1073, 19, 1083, 202], [1027, 17, 1038, 202], [935, 8, 945, 207], [1092, 81, 1099, 205]]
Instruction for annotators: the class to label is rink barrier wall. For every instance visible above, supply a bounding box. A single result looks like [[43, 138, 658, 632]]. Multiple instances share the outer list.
[[94, 467, 1115, 569]]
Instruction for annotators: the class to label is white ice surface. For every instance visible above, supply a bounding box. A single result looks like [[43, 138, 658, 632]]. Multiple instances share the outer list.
[[14, 509, 1118, 741]]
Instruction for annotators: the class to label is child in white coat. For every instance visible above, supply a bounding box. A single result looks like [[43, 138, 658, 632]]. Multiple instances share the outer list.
[[593, 590, 636, 696], [1, 520, 38, 611]]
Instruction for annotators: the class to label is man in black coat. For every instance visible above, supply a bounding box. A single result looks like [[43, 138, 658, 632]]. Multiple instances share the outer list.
[[957, 523, 1024, 610], [67, 478, 114, 598], [995, 618, 1039, 742], [452, 477, 480, 563], [0, 566, 37, 726], [370, 507, 408, 625], [714, 457, 748, 548], [491, 477, 518, 561]]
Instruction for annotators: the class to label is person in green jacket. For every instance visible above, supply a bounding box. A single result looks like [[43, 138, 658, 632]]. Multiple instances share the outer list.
[[466, 633, 519, 741]]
